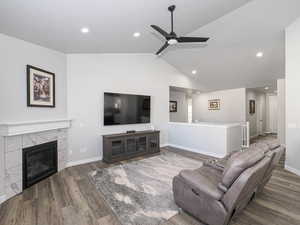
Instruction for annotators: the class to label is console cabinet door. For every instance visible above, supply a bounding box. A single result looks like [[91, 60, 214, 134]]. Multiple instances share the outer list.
[[148, 134, 159, 153], [110, 138, 125, 158], [136, 135, 147, 153], [125, 137, 137, 154]]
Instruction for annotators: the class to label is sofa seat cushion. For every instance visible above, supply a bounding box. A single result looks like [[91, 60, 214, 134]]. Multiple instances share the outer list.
[[179, 166, 224, 200], [222, 150, 264, 188]]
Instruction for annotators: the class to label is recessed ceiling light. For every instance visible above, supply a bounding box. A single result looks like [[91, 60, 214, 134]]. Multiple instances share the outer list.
[[256, 51, 263, 58], [81, 27, 89, 33], [192, 70, 197, 75], [264, 86, 269, 90], [133, 32, 141, 38]]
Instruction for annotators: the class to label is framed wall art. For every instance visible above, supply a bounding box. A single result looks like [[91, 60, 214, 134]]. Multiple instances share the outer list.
[[169, 101, 177, 112], [208, 99, 220, 110], [27, 65, 55, 107], [249, 100, 255, 114]]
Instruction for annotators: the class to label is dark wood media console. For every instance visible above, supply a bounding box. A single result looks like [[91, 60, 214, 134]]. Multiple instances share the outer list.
[[102, 130, 160, 163]]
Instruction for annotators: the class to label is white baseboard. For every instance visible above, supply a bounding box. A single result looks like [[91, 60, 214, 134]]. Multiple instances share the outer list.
[[285, 165, 300, 176], [66, 156, 102, 168], [0, 195, 6, 205], [166, 143, 224, 158], [160, 144, 169, 148]]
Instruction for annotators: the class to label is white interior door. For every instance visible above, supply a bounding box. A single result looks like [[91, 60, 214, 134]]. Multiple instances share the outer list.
[[268, 95, 278, 133]]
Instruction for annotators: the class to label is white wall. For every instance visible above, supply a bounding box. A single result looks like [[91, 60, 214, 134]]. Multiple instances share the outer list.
[[0, 33, 67, 200], [192, 88, 246, 123], [67, 54, 202, 163], [0, 137, 4, 202], [168, 122, 242, 158], [0, 34, 67, 122], [266, 94, 278, 133], [286, 18, 300, 174], [277, 79, 286, 144], [169, 90, 188, 123]]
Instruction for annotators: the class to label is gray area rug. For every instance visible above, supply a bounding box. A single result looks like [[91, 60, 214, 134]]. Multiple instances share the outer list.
[[89, 152, 202, 225]]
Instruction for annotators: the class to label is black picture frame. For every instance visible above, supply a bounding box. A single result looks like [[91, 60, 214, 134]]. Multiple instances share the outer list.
[[249, 100, 255, 114], [208, 99, 220, 110], [27, 65, 55, 107], [169, 101, 177, 112]]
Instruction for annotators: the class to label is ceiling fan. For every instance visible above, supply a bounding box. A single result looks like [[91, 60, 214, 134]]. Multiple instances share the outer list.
[[151, 5, 210, 55]]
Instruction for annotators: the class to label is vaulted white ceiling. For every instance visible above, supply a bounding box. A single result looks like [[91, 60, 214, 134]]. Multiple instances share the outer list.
[[162, 0, 300, 91], [0, 0, 251, 53], [1, 0, 300, 91]]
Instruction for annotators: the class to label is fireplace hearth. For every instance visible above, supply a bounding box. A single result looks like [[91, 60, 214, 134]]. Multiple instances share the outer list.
[[23, 141, 58, 189]]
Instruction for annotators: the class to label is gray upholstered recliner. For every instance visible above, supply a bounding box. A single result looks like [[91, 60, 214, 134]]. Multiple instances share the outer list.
[[203, 141, 285, 194], [257, 146, 285, 193], [173, 149, 272, 225]]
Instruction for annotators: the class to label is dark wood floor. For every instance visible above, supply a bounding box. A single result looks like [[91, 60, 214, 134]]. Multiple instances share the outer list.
[[0, 147, 300, 225]]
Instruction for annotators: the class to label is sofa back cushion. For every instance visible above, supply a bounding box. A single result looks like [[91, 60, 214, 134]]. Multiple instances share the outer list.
[[249, 143, 270, 154], [271, 146, 285, 167], [221, 156, 271, 215], [221, 150, 264, 188]]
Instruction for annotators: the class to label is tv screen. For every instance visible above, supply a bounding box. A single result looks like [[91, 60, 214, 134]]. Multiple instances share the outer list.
[[104, 92, 151, 125]]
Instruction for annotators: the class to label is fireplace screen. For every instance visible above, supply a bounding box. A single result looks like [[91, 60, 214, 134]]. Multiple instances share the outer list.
[[23, 141, 58, 189]]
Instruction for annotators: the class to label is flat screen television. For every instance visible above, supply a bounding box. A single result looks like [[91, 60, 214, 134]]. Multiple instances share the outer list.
[[104, 92, 151, 126]]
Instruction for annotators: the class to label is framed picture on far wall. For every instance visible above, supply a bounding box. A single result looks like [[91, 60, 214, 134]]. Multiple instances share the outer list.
[[208, 99, 220, 110], [249, 100, 255, 114], [27, 65, 55, 107], [169, 101, 177, 112]]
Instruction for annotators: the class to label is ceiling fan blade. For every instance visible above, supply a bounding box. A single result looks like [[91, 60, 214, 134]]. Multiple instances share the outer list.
[[151, 25, 169, 38], [156, 42, 169, 55], [177, 37, 209, 43]]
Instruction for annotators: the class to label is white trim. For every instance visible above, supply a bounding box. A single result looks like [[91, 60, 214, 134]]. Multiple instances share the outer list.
[[66, 156, 102, 167], [166, 144, 224, 158], [285, 165, 300, 176], [0, 195, 6, 205], [0, 119, 72, 136], [160, 144, 169, 148], [168, 122, 241, 128]]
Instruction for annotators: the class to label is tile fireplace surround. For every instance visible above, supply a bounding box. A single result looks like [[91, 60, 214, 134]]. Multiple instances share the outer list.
[[0, 119, 71, 204]]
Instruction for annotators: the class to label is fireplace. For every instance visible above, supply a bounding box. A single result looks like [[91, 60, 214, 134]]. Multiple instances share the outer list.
[[23, 141, 58, 189]]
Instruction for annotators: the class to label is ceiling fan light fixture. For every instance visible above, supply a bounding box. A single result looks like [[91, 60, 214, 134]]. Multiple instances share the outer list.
[[151, 5, 209, 55], [168, 39, 178, 45]]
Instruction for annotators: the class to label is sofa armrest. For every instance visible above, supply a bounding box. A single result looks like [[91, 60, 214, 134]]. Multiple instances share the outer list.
[[179, 170, 224, 200]]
